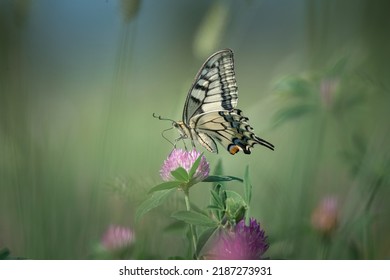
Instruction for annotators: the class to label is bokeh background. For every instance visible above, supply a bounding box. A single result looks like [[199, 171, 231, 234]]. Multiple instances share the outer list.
[[1, 0, 390, 259]]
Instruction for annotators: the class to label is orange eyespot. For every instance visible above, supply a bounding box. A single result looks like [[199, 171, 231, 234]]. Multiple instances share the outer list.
[[229, 145, 240, 155]]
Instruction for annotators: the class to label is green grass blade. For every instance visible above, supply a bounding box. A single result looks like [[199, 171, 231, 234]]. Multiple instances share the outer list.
[[136, 189, 176, 221], [148, 181, 182, 194], [171, 210, 217, 227]]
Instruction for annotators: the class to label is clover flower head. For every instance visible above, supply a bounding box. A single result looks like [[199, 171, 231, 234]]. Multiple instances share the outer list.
[[160, 149, 209, 182], [206, 218, 269, 260], [101, 225, 135, 251]]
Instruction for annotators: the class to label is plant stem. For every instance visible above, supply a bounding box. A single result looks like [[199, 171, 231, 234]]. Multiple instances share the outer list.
[[184, 189, 197, 257]]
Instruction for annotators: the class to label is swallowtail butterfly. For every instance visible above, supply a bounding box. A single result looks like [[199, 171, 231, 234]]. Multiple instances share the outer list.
[[156, 49, 274, 155]]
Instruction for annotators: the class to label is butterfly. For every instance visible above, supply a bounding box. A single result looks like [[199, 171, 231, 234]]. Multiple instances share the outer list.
[[155, 49, 274, 155]]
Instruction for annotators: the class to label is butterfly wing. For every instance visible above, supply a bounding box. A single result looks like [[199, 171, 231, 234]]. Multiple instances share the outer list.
[[189, 109, 275, 154], [183, 49, 238, 124], [176, 49, 274, 154]]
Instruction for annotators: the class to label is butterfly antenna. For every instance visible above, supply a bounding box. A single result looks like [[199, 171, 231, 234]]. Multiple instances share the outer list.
[[152, 113, 176, 123]]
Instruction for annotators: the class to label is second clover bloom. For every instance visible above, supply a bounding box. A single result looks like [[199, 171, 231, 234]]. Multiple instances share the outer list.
[[204, 218, 269, 260], [160, 149, 209, 183]]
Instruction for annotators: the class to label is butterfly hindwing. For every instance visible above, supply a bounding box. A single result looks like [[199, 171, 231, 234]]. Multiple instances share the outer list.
[[190, 109, 274, 154], [183, 49, 238, 124], [194, 131, 218, 154]]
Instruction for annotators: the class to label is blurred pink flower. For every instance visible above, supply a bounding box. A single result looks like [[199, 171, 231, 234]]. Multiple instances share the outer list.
[[311, 196, 339, 235], [101, 225, 135, 251], [320, 78, 339, 109], [160, 149, 209, 182]]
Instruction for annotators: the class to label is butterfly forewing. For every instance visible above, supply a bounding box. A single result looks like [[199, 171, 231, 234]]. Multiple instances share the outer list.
[[183, 49, 238, 124]]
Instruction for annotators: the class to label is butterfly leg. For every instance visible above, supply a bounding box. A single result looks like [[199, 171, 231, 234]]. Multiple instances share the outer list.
[[172, 136, 182, 150], [183, 136, 196, 151], [182, 138, 188, 151], [172, 135, 188, 151], [168, 137, 181, 155], [190, 139, 196, 150]]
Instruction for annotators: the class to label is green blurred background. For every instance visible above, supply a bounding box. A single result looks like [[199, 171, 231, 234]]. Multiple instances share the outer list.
[[1, 0, 390, 259]]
